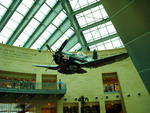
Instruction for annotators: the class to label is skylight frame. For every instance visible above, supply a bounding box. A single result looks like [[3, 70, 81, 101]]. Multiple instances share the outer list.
[[0, 0, 125, 52], [0, 0, 12, 8], [83, 21, 117, 43], [69, 0, 98, 11], [76, 4, 109, 28], [30, 10, 67, 50], [0, 5, 7, 20]]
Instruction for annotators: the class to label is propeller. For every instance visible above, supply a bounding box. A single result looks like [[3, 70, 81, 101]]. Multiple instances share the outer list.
[[45, 39, 69, 66], [45, 39, 68, 54], [45, 44, 54, 55], [56, 39, 68, 54]]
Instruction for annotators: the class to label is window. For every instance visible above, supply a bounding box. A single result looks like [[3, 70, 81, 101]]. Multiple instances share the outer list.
[[63, 103, 78, 113], [82, 102, 100, 113], [105, 100, 123, 113], [102, 72, 120, 93]]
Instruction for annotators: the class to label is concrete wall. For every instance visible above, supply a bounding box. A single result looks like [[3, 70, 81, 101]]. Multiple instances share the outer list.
[[0, 43, 149, 113]]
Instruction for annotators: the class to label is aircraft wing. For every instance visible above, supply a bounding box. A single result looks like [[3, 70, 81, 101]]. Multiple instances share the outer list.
[[33, 64, 59, 70], [75, 53, 129, 68]]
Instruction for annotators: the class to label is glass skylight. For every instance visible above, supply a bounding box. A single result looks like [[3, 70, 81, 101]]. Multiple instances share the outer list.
[[47, 24, 57, 33], [22, 0, 34, 8], [0, 5, 7, 20], [34, 10, 45, 22], [30, 43, 41, 50], [0, 35, 8, 43], [52, 17, 62, 27], [0, 0, 34, 45], [13, 32, 29, 47], [28, 18, 40, 29], [0, 27, 13, 38], [76, 5, 109, 28], [16, 3, 29, 15], [41, 30, 52, 39], [69, 43, 81, 52], [46, 0, 58, 8], [1, 11, 24, 42], [69, 0, 98, 11], [0, 0, 124, 52], [30, 11, 67, 50], [39, 3, 51, 15], [30, 29, 51, 49], [0, 0, 12, 8], [81, 19, 119, 51], [5, 19, 18, 31], [11, 12, 24, 23], [89, 36, 124, 51], [13, 39, 24, 47], [111, 37, 124, 48], [51, 28, 74, 51]]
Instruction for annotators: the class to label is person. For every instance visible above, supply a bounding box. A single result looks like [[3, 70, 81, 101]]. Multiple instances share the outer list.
[[23, 80, 27, 89], [12, 79, 16, 88], [105, 85, 109, 92], [108, 84, 112, 92], [29, 79, 32, 89], [26, 79, 31, 89], [58, 79, 63, 90], [19, 80, 23, 89], [113, 83, 116, 91], [32, 80, 35, 89]]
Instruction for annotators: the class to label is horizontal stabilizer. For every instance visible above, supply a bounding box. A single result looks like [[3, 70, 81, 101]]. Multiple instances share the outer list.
[[93, 49, 98, 59]]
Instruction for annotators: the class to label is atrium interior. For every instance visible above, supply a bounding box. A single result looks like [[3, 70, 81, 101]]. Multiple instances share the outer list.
[[0, 0, 150, 113]]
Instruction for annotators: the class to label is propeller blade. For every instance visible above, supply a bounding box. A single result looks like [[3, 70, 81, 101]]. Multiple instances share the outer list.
[[45, 59, 54, 71], [57, 39, 68, 53], [45, 44, 54, 54]]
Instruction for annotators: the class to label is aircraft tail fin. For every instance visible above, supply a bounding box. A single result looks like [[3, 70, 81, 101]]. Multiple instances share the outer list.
[[93, 49, 98, 59]]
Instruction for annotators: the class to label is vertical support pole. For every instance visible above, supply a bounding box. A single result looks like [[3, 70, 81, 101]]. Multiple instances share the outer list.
[[100, 100, 106, 113], [78, 102, 81, 113], [57, 101, 63, 113], [36, 73, 42, 89]]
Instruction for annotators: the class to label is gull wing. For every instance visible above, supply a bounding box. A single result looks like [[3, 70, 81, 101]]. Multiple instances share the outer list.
[[75, 53, 129, 68], [33, 64, 59, 70]]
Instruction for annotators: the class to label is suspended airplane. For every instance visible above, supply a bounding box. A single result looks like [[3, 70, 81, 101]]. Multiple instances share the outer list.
[[33, 39, 129, 74]]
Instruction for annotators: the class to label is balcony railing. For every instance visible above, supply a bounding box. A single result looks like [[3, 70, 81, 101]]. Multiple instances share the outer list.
[[0, 79, 66, 91]]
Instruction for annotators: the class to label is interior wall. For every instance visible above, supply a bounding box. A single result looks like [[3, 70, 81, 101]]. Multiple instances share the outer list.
[[0, 44, 150, 113]]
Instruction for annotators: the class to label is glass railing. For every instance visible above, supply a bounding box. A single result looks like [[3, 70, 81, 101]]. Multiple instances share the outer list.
[[0, 79, 66, 90]]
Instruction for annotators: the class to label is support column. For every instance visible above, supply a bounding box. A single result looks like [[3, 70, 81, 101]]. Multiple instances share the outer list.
[[36, 104, 42, 113], [100, 100, 106, 113], [57, 101, 63, 113], [36, 73, 42, 89], [78, 102, 81, 113]]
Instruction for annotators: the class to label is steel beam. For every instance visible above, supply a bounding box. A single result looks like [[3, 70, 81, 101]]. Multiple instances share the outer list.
[[23, 2, 63, 48], [63, 34, 78, 52], [0, 0, 22, 32], [73, 1, 102, 15], [61, 0, 90, 51], [6, 0, 46, 45], [88, 33, 118, 46], [79, 18, 110, 32], [41, 18, 71, 50]]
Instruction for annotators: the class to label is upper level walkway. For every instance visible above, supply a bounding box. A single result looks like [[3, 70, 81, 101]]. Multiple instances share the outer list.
[[0, 79, 66, 102]]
